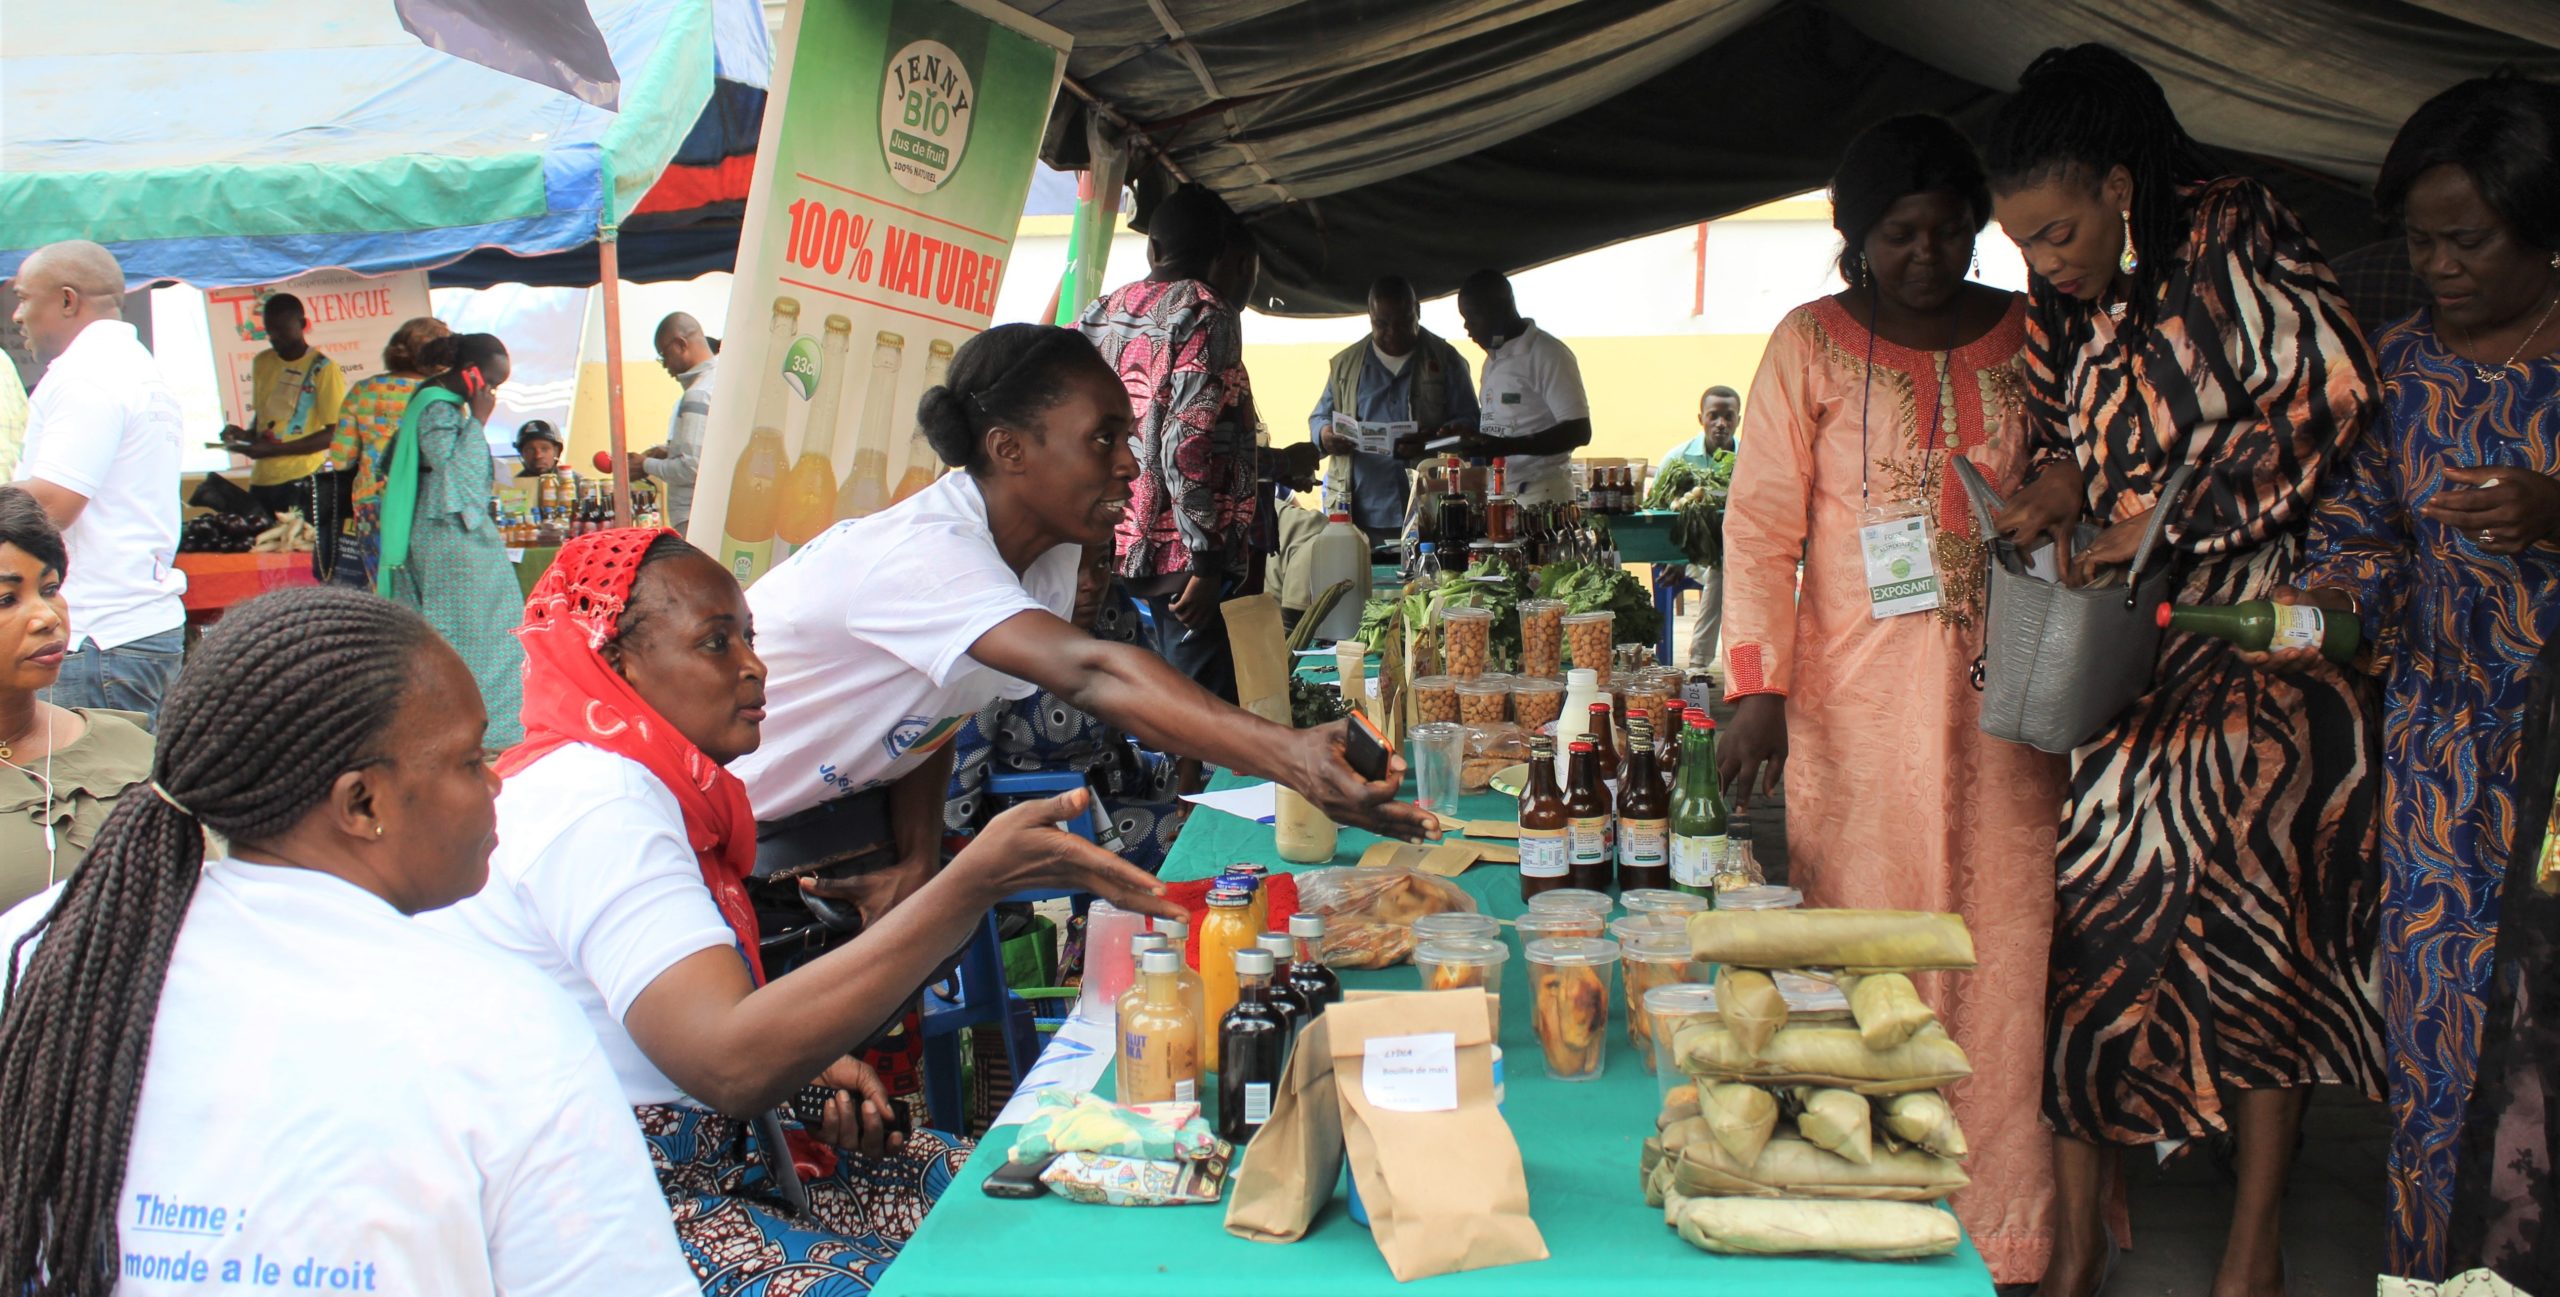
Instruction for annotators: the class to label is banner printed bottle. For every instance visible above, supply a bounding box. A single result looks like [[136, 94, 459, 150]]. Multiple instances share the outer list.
[[890, 339, 958, 505], [718, 298, 808, 583], [775, 314, 854, 560], [833, 331, 908, 521]]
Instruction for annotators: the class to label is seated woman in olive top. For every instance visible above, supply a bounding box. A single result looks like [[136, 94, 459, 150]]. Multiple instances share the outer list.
[[0, 485, 151, 908]]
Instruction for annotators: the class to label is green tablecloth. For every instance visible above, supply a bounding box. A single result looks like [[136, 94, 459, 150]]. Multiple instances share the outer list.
[[873, 774, 1994, 1297]]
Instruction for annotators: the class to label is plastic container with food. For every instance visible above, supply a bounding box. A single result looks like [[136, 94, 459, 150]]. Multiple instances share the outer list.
[[1440, 606, 1495, 679], [1517, 599, 1567, 678], [1562, 611, 1615, 683], [1617, 927, 1695, 1066], [1646, 982, 1722, 1104], [1621, 888, 1711, 920], [1527, 937, 1621, 1081], [1412, 674, 1461, 725], [1415, 936, 1511, 991], [1515, 909, 1607, 946], [1511, 675, 1566, 735], [1412, 912, 1503, 944], [1456, 676, 1512, 727], [1716, 885, 1805, 911], [1529, 887, 1616, 920]]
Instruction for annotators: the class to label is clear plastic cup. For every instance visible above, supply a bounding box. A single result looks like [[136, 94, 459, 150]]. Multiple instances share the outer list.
[[1617, 928, 1694, 1066], [1518, 599, 1567, 678], [1515, 910, 1606, 945], [1511, 676, 1566, 736], [1646, 982, 1721, 1105], [1621, 888, 1710, 920], [1415, 936, 1510, 992], [1456, 677, 1511, 727], [1530, 887, 1615, 920], [1412, 912, 1503, 945], [1526, 937, 1621, 1081], [1408, 722, 1468, 816], [1562, 611, 1615, 683], [1716, 885, 1804, 911], [1440, 606, 1495, 678], [1412, 674, 1461, 725], [1083, 899, 1146, 1016]]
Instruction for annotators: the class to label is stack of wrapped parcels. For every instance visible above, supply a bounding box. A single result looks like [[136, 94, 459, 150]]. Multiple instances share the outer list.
[[1639, 909, 1978, 1261]]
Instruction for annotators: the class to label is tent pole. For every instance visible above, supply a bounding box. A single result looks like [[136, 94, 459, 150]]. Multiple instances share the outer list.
[[599, 226, 634, 526]]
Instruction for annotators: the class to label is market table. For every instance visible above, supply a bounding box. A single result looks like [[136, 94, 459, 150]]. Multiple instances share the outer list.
[[873, 774, 1995, 1297], [175, 552, 316, 620]]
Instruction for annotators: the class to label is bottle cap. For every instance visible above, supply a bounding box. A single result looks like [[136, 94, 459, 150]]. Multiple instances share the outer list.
[[1529, 734, 1555, 757], [1327, 510, 1351, 524], [1419, 542, 1436, 553], [1155, 916, 1189, 941], [1567, 667, 1598, 688], [1131, 932, 1169, 958], [1235, 947, 1277, 976], [1207, 884, 1250, 908], [1229, 864, 1269, 880], [1141, 948, 1183, 974], [2154, 602, 2174, 629], [1569, 739, 1595, 753], [1289, 913, 1327, 939], [1257, 933, 1295, 960], [1589, 702, 1612, 717]]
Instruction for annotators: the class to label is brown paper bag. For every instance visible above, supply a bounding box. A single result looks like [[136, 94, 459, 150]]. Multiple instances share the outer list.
[[1224, 1011, 1345, 1243], [1328, 990, 1549, 1281], [1222, 593, 1292, 726]]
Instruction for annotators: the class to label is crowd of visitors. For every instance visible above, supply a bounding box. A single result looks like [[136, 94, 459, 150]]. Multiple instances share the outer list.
[[0, 40, 2554, 1297]]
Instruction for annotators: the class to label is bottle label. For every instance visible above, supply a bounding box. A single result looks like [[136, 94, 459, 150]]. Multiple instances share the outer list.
[[1244, 1082, 1273, 1125], [1620, 818, 1669, 867], [1569, 815, 1612, 865], [1174, 1078, 1196, 1103], [2271, 604, 2324, 651], [1672, 833, 1728, 887], [1520, 828, 1570, 879]]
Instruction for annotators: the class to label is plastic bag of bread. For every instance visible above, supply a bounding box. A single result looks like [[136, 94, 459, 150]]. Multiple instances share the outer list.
[[1717, 969, 1787, 1057], [1461, 723, 1526, 792], [1294, 866, 1477, 967], [1673, 1021, 1972, 1095], [1789, 1087, 1873, 1165], [1845, 973, 1937, 1051], [1687, 908, 1976, 973], [1670, 1134, 1969, 1202], [1698, 1081, 1780, 1166], [1671, 1196, 1961, 1259], [1878, 1090, 1969, 1160]]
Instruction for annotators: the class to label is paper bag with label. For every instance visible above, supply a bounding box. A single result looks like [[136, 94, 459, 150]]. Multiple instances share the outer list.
[[1222, 593, 1293, 727], [1224, 1012, 1345, 1243], [1329, 989, 1548, 1281]]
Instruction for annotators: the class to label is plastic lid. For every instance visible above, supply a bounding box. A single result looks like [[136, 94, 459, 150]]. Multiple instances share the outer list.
[[1208, 885, 1250, 907], [1645, 982, 1720, 1016], [1566, 668, 1599, 687], [1620, 888, 1710, 917], [1515, 911, 1608, 940], [1519, 598, 1566, 611], [2154, 601, 2174, 629], [1717, 885, 1804, 911], [1442, 605, 1494, 621], [1258, 933, 1296, 959], [1512, 676, 1565, 693], [1526, 936, 1622, 966], [1155, 916, 1189, 939], [1140, 948, 1183, 974], [1413, 674, 1460, 689], [1562, 610, 1614, 623], [1618, 928, 1691, 960], [1610, 912, 1689, 943], [1412, 912, 1503, 941], [1229, 863, 1269, 878], [1419, 542, 1437, 553], [1132, 932, 1170, 957], [1235, 947, 1277, 975], [1456, 677, 1510, 694], [1289, 913, 1327, 938], [1530, 888, 1615, 916], [1415, 936, 1509, 966]]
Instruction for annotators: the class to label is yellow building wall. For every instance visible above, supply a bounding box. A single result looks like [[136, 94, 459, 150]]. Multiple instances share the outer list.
[[564, 361, 686, 478]]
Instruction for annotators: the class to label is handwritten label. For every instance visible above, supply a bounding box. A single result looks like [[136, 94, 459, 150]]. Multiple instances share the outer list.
[[1362, 1031, 1459, 1113]]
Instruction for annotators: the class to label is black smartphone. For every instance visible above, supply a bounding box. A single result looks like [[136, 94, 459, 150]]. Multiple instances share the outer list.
[[1344, 711, 1391, 783], [786, 1085, 915, 1136], [980, 1152, 1058, 1199]]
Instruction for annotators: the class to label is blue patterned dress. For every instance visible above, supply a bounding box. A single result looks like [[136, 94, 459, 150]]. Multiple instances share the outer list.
[[383, 398, 526, 746], [2303, 311, 2560, 1280]]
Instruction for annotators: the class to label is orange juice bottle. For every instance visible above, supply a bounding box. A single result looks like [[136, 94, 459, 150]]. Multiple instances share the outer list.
[[1196, 884, 1256, 1071], [774, 314, 853, 557], [890, 338, 956, 504], [832, 330, 905, 521], [718, 298, 805, 583], [1118, 949, 1201, 1104]]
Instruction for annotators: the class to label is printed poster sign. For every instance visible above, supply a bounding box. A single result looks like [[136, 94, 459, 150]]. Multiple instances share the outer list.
[[203, 269, 432, 429], [688, 0, 1068, 583]]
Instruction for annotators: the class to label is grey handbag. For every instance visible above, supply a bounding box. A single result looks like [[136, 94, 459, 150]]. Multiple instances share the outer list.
[[1953, 458, 2197, 755]]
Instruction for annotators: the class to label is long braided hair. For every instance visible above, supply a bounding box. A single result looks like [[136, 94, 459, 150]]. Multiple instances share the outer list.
[[0, 587, 434, 1295], [1980, 43, 2222, 333]]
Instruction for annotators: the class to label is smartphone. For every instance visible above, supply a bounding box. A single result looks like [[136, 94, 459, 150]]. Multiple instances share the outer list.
[[980, 1152, 1059, 1200], [1344, 711, 1392, 783]]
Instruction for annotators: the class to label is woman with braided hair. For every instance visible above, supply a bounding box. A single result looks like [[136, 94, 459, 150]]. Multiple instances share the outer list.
[[0, 587, 696, 1296], [1981, 43, 2386, 1297]]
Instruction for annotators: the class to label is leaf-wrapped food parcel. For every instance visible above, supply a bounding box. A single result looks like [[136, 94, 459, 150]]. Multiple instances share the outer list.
[[1671, 1135, 1969, 1202], [1672, 1196, 1961, 1259], [1698, 1082, 1779, 1166], [1687, 908, 1976, 973], [1717, 968, 1787, 1057], [1677, 1022, 1972, 1095], [1847, 972, 1938, 1051], [1878, 1091, 1970, 1160], [1789, 1086, 1874, 1165]]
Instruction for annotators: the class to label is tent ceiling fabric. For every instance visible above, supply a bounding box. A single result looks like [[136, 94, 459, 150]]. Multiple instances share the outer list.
[[1031, 0, 2560, 315]]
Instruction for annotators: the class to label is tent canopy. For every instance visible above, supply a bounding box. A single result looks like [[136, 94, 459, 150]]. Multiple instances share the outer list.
[[1025, 0, 2560, 315], [0, 0, 729, 289]]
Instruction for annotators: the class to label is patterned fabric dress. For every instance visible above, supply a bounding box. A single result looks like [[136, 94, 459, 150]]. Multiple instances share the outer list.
[[1721, 292, 2068, 1282], [1076, 278, 1255, 582], [2302, 317, 2560, 1279], [323, 372, 422, 583], [2022, 178, 2387, 1144], [382, 397, 526, 746]]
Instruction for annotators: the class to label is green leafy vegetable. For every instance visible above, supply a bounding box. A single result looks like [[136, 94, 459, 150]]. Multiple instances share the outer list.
[[1290, 672, 1354, 729], [1535, 559, 1663, 648]]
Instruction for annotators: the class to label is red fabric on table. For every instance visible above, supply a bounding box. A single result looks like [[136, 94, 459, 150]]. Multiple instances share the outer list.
[[1158, 872, 1302, 968], [175, 552, 317, 613]]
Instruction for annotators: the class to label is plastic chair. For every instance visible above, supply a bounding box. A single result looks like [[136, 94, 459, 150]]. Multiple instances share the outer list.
[[1650, 563, 1702, 667]]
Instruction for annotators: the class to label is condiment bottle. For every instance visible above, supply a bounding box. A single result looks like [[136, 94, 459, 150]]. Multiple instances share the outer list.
[[1671, 718, 1731, 898], [1658, 702, 1688, 797], [1114, 932, 1172, 1064], [1552, 668, 1604, 781], [1616, 717, 1670, 892], [1564, 739, 1615, 894], [1151, 917, 1207, 1024], [1283, 914, 1344, 1013], [1586, 702, 1621, 785], [1228, 864, 1272, 933], [1256, 933, 1317, 1041], [1119, 949, 1202, 1104], [1197, 885, 1256, 1070], [1518, 734, 1570, 903], [1217, 948, 1291, 1144]]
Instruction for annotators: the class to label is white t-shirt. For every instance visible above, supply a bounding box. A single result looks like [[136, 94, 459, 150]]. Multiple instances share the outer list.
[[1474, 322, 1591, 506], [0, 860, 695, 1297], [732, 470, 1079, 821], [15, 320, 187, 648], [425, 742, 741, 1107]]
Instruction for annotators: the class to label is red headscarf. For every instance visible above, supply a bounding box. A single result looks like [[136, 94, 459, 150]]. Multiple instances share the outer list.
[[498, 528, 766, 982]]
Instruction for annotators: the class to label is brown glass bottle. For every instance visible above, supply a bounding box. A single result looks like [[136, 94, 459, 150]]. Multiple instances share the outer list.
[[1616, 718, 1670, 893], [1564, 739, 1615, 893], [1585, 703, 1621, 785], [1518, 735, 1570, 902], [1658, 702, 1687, 799]]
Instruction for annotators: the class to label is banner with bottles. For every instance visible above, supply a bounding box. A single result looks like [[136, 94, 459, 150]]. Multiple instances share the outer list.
[[687, 0, 1069, 582]]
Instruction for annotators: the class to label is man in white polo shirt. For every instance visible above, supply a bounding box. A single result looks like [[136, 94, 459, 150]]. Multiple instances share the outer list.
[[9, 240, 188, 727], [1455, 268, 1592, 505]]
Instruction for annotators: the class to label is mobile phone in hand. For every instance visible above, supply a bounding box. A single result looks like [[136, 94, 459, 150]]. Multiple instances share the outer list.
[[1344, 711, 1391, 783]]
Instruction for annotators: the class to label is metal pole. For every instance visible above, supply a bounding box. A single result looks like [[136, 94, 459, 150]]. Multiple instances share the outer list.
[[598, 227, 634, 526]]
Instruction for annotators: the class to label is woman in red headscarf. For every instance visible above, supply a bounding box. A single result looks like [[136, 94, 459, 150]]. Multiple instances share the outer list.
[[427, 527, 1175, 1291]]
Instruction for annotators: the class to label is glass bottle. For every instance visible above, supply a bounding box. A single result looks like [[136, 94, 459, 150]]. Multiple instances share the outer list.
[[1255, 933, 1315, 1041], [1616, 717, 1670, 893], [775, 314, 854, 558], [1671, 719, 1730, 898], [2158, 599, 2359, 660], [833, 330, 907, 521], [1114, 931, 1172, 1056], [1585, 702, 1621, 785], [1152, 916, 1207, 1025], [1658, 701, 1687, 797], [1565, 739, 1614, 894], [1118, 949, 1201, 1105], [890, 338, 958, 505], [1282, 914, 1343, 1012], [1518, 734, 1570, 903], [1217, 948, 1291, 1144], [718, 297, 802, 584], [1197, 885, 1256, 1070]]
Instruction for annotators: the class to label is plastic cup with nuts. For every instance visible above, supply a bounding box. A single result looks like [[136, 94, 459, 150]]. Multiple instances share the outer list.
[[1562, 611, 1615, 684], [1440, 606, 1496, 679], [1412, 674, 1461, 725], [1511, 676, 1566, 735], [1456, 676, 1512, 727], [1518, 598, 1567, 678]]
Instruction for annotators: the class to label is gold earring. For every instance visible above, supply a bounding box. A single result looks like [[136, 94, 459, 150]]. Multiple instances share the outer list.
[[2118, 210, 2139, 275]]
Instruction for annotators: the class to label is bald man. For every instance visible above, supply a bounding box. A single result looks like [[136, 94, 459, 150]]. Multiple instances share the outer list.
[[642, 311, 716, 532], [8, 241, 188, 726]]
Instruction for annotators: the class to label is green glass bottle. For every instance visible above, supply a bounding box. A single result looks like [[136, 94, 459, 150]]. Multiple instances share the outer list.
[[1669, 719, 1730, 899], [2157, 599, 2359, 661]]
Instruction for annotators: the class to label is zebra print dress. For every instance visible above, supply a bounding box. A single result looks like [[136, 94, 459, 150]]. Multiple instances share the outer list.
[[2020, 177, 2388, 1145]]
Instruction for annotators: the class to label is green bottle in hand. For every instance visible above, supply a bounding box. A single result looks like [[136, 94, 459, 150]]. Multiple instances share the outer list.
[[2156, 599, 2360, 661]]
